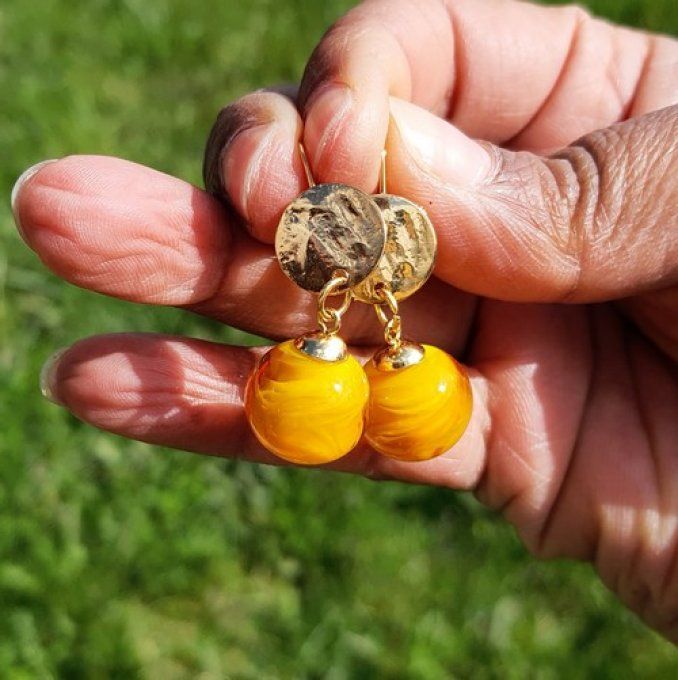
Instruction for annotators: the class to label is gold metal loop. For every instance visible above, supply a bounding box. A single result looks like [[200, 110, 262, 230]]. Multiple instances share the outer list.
[[379, 149, 387, 195], [317, 271, 352, 335], [298, 142, 316, 188], [384, 316, 402, 346], [374, 284, 398, 319], [373, 284, 402, 350]]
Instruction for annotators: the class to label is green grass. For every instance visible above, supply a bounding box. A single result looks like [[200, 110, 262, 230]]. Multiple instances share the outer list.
[[0, 0, 676, 677]]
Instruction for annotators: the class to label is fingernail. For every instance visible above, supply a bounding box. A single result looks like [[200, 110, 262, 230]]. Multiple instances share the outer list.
[[389, 98, 491, 185], [11, 159, 58, 243], [40, 347, 68, 406], [304, 84, 353, 169]]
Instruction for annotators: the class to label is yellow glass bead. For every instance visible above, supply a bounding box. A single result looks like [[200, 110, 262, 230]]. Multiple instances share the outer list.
[[364, 344, 472, 462], [245, 340, 369, 465]]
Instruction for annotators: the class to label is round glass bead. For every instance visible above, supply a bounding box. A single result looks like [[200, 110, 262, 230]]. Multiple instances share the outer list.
[[245, 340, 368, 465], [364, 344, 472, 461]]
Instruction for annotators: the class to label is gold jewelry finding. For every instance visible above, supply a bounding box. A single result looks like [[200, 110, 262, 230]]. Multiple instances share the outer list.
[[358, 151, 472, 462], [275, 145, 387, 293], [352, 151, 437, 304], [371, 284, 423, 369], [294, 270, 352, 361], [245, 148, 377, 465], [373, 284, 404, 351]]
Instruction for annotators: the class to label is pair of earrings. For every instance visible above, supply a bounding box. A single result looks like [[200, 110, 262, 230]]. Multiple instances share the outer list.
[[245, 146, 472, 465]]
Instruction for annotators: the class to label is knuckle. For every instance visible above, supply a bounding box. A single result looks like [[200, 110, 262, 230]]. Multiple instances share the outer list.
[[570, 109, 677, 273], [545, 125, 629, 298], [553, 4, 593, 30], [554, 135, 609, 254], [488, 104, 674, 301], [488, 147, 584, 296]]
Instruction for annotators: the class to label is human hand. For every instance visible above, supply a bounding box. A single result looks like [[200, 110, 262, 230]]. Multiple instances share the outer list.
[[12, 0, 677, 639]]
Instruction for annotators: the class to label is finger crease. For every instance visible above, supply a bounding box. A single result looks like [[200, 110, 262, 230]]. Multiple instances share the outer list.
[[503, 8, 587, 147], [535, 305, 596, 557]]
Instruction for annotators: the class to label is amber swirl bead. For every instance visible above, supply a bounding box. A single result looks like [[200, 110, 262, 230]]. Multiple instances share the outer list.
[[245, 339, 369, 465], [364, 344, 472, 462]]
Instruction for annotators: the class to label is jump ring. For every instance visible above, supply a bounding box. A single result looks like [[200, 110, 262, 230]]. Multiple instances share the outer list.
[[317, 270, 352, 334]]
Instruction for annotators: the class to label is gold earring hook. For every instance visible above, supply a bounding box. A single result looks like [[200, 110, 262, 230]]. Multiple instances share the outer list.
[[299, 143, 387, 192], [298, 142, 316, 189], [379, 149, 387, 194]]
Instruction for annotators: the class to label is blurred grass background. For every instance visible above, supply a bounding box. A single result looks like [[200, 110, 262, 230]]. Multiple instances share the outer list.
[[0, 0, 676, 677]]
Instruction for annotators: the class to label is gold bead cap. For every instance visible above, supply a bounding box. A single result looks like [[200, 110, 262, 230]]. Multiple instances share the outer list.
[[295, 332, 348, 362], [373, 341, 425, 371]]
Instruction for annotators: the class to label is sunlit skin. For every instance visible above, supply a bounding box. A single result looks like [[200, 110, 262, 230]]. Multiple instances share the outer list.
[[12, 0, 677, 640]]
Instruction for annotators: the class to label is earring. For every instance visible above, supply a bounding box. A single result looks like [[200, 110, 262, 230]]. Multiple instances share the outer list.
[[355, 152, 472, 462], [245, 145, 387, 465]]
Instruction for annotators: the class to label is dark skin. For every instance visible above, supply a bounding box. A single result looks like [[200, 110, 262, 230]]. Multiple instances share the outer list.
[[12, 0, 678, 640]]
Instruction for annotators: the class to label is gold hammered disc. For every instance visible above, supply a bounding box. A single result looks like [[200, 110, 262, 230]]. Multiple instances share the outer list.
[[352, 194, 438, 303], [275, 184, 387, 293]]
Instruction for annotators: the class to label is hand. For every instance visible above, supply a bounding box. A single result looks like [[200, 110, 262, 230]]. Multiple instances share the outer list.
[[12, 0, 677, 639]]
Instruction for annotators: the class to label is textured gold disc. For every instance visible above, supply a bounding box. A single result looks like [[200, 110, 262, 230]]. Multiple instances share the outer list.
[[352, 194, 437, 303], [275, 184, 387, 293]]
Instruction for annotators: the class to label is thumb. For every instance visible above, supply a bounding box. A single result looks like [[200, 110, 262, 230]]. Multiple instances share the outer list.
[[386, 98, 678, 302]]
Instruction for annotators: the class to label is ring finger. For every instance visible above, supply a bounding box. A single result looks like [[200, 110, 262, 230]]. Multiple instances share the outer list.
[[42, 332, 489, 488]]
